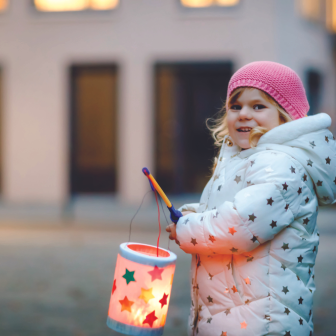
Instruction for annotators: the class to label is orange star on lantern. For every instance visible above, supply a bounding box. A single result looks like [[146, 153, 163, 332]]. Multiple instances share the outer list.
[[241, 321, 247, 329], [228, 227, 237, 235], [221, 332, 227, 336], [119, 296, 134, 313], [148, 265, 164, 282], [244, 277, 251, 285], [159, 293, 169, 308], [143, 310, 158, 328], [112, 279, 117, 295], [232, 285, 238, 293], [209, 235, 216, 243], [139, 287, 155, 303]]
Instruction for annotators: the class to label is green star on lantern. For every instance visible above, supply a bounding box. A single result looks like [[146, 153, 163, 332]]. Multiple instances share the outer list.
[[122, 268, 136, 285]]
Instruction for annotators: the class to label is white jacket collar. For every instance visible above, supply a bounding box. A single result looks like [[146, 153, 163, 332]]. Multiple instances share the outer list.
[[258, 113, 331, 145]]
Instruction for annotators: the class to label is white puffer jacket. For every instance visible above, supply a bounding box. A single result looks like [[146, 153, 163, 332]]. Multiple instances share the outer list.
[[176, 113, 336, 336]]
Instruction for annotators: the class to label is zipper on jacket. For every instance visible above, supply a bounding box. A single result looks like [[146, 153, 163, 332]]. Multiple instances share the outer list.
[[231, 255, 244, 303]]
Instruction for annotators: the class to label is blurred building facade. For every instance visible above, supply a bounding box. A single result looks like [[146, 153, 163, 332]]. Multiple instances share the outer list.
[[0, 0, 335, 216]]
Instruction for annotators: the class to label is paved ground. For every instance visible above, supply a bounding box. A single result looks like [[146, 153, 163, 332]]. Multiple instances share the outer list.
[[0, 207, 335, 336]]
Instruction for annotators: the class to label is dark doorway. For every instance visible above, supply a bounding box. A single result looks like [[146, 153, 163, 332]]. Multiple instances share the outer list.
[[70, 65, 118, 194], [306, 69, 322, 116], [155, 62, 233, 194]]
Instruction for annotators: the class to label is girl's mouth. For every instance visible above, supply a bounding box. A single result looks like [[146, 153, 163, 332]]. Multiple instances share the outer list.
[[237, 127, 252, 132]]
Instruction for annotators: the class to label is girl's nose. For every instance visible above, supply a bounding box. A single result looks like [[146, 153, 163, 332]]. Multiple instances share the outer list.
[[238, 106, 252, 120]]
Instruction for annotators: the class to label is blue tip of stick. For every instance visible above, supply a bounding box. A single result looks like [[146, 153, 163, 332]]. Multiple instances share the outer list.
[[142, 167, 150, 176]]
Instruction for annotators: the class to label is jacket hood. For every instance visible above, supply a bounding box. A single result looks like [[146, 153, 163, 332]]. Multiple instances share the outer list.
[[240, 113, 336, 206]]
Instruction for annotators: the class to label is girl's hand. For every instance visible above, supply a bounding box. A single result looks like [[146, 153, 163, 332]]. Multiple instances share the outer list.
[[166, 223, 177, 241], [165, 211, 193, 243]]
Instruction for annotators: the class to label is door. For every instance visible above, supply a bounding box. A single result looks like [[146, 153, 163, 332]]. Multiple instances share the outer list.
[[155, 62, 233, 194], [70, 65, 118, 194]]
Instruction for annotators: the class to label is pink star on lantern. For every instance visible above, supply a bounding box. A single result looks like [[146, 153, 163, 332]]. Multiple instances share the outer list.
[[148, 265, 164, 282], [143, 310, 158, 328], [112, 279, 117, 295], [159, 293, 169, 308]]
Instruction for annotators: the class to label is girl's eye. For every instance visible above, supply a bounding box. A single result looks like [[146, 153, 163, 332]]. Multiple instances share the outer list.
[[230, 105, 241, 111], [254, 104, 266, 110]]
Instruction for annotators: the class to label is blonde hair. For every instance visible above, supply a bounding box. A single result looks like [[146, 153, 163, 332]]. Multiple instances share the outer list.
[[207, 87, 293, 172]]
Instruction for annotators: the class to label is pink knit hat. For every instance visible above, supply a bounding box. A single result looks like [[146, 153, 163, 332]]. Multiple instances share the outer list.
[[227, 61, 309, 120]]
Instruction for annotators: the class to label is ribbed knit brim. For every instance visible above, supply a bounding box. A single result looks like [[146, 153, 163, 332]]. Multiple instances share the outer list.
[[227, 61, 310, 120]]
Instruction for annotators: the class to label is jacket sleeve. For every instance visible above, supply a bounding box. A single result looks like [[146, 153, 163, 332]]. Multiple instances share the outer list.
[[178, 203, 200, 213], [176, 152, 307, 255]]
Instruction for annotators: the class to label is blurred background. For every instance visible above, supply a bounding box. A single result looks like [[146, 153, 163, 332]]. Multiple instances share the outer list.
[[0, 0, 336, 335]]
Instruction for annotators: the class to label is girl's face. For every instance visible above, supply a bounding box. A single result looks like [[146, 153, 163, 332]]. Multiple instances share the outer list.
[[227, 88, 281, 149]]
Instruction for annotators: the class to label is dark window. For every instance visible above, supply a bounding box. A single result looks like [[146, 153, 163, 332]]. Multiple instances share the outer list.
[[306, 69, 322, 116], [155, 62, 233, 194], [70, 65, 118, 194]]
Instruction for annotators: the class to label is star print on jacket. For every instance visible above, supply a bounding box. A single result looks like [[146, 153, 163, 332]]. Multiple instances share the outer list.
[[249, 213, 257, 221], [267, 197, 274, 205], [282, 286, 289, 295], [282, 243, 289, 251], [174, 114, 335, 336], [228, 227, 237, 235], [209, 235, 216, 243], [234, 175, 242, 184]]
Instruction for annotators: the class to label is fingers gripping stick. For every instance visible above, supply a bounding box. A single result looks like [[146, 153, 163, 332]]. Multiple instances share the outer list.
[[142, 167, 183, 224]]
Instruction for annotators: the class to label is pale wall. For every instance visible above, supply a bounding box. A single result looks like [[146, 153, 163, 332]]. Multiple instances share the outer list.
[[0, 0, 334, 206]]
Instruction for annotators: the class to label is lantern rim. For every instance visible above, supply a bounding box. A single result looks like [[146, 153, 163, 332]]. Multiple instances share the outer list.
[[119, 242, 177, 267], [107, 316, 164, 335]]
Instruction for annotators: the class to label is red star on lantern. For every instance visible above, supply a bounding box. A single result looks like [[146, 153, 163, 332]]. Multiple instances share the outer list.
[[143, 310, 158, 328], [112, 279, 117, 295], [119, 296, 134, 313], [159, 293, 169, 308], [232, 285, 238, 293], [148, 265, 164, 282]]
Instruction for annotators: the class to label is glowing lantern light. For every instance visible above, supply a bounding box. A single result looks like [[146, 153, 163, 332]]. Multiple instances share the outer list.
[[107, 242, 177, 335]]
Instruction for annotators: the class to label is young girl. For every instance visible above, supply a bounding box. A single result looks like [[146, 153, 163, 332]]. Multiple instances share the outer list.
[[166, 61, 336, 336]]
